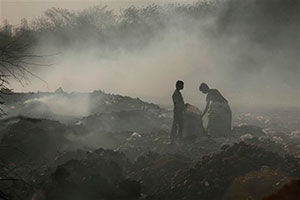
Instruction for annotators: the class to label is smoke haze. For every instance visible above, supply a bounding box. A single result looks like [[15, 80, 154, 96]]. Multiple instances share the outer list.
[[4, 0, 300, 110]]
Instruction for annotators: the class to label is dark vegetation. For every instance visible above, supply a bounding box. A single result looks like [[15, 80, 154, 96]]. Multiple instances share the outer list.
[[1, 0, 298, 59]]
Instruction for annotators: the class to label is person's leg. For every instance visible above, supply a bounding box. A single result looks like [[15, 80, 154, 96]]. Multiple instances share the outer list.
[[177, 113, 183, 140], [206, 116, 212, 137], [170, 113, 178, 144], [207, 115, 219, 137]]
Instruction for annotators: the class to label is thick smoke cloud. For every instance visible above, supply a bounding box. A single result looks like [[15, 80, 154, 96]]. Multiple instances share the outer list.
[[9, 0, 300, 110]]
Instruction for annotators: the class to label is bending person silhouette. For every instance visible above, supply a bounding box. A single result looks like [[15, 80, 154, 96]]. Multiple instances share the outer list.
[[199, 83, 232, 137], [170, 80, 185, 144]]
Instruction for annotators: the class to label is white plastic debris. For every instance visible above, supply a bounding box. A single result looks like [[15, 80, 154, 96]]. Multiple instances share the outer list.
[[75, 121, 83, 125], [127, 132, 142, 141], [257, 116, 264, 121], [204, 181, 209, 187], [244, 113, 251, 117], [291, 130, 300, 137], [240, 134, 253, 141], [272, 136, 283, 143], [131, 132, 142, 138]]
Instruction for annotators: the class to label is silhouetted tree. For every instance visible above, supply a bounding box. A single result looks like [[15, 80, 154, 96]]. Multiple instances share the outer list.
[[0, 22, 47, 114]]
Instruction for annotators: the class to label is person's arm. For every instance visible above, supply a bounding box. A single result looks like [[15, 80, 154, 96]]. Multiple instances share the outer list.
[[173, 91, 178, 106]]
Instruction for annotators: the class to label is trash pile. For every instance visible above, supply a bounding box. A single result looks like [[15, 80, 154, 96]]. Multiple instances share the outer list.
[[147, 142, 300, 200], [89, 91, 161, 114], [263, 179, 300, 200], [128, 152, 191, 195], [224, 167, 291, 200], [2, 89, 164, 122], [0, 148, 141, 200], [0, 91, 299, 200], [78, 110, 169, 133], [0, 116, 72, 164], [37, 149, 141, 200], [0, 138, 299, 200], [234, 111, 300, 136], [118, 131, 233, 161], [232, 124, 300, 158]]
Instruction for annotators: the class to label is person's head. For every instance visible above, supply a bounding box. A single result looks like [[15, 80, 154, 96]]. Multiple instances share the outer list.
[[199, 82, 209, 94], [176, 80, 184, 90]]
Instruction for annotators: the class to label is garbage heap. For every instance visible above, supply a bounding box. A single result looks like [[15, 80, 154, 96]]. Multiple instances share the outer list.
[[0, 116, 71, 164], [37, 149, 141, 200], [1, 141, 299, 200], [146, 142, 300, 200]]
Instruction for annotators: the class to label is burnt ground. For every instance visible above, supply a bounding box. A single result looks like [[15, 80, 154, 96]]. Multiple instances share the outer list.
[[0, 90, 299, 200]]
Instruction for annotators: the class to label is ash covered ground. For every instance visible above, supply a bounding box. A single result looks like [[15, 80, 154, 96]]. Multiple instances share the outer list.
[[0, 89, 299, 200]]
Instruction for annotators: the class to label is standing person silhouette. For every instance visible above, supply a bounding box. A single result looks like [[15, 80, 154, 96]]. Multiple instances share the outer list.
[[199, 83, 232, 137], [170, 80, 185, 144]]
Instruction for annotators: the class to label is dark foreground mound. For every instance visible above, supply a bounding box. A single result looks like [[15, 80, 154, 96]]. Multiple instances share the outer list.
[[146, 142, 299, 200], [0, 116, 71, 163], [0, 139, 299, 200], [263, 179, 300, 200], [38, 149, 140, 200]]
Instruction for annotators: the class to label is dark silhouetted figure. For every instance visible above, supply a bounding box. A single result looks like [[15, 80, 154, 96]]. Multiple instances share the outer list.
[[171, 80, 185, 144], [199, 83, 232, 137]]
